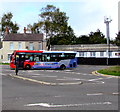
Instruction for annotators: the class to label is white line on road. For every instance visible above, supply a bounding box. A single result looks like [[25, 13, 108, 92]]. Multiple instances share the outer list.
[[25, 102, 112, 108], [0, 73, 6, 76], [87, 93, 103, 96]]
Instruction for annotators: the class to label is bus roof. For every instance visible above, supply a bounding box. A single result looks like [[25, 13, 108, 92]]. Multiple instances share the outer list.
[[13, 50, 76, 54], [43, 51, 77, 53], [14, 50, 43, 53]]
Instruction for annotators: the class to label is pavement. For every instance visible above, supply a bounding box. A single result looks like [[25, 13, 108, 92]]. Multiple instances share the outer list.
[[92, 71, 120, 79], [8, 66, 119, 86], [2, 65, 119, 110]]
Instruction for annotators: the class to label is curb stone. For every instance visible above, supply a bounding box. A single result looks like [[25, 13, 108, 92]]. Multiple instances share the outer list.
[[9, 74, 83, 86], [92, 71, 120, 78]]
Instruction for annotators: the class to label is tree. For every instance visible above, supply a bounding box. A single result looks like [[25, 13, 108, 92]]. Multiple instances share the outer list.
[[76, 35, 90, 44], [33, 5, 76, 50], [0, 12, 19, 36], [114, 31, 120, 46], [89, 29, 106, 44]]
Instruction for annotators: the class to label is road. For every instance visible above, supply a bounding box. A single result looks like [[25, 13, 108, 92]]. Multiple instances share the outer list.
[[1, 65, 119, 111]]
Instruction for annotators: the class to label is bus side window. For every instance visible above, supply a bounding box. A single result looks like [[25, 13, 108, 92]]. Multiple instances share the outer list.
[[34, 55, 40, 61], [29, 56, 33, 61], [42, 55, 47, 62], [47, 56, 50, 62]]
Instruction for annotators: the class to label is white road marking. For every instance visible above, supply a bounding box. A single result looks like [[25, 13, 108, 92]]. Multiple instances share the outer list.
[[31, 76, 39, 77], [32, 74, 44, 76], [0, 73, 6, 76], [27, 71, 33, 73], [82, 73, 93, 76], [25, 102, 112, 107], [87, 93, 103, 96], [40, 75, 57, 78], [56, 77, 80, 81], [112, 92, 119, 95], [54, 95, 64, 98]]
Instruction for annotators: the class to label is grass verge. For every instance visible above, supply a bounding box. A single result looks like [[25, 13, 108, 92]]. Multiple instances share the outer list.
[[98, 66, 120, 76], [0, 63, 9, 65]]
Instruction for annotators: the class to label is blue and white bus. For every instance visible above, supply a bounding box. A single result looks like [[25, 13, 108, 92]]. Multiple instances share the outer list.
[[10, 50, 78, 70]]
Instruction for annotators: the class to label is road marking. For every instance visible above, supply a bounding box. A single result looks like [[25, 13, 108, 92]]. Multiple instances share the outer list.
[[56, 77, 80, 81], [9, 74, 56, 85], [112, 92, 120, 95], [87, 93, 103, 96], [0, 73, 6, 76], [9, 74, 82, 86], [39, 75, 57, 78], [25, 102, 112, 107], [27, 71, 33, 73], [32, 74, 57, 78], [54, 95, 64, 98], [87, 92, 120, 96]]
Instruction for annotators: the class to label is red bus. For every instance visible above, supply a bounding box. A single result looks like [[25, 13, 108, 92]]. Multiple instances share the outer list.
[[10, 50, 43, 69], [10, 50, 77, 70]]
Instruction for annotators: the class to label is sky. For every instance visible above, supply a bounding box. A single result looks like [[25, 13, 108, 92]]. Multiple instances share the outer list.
[[0, 0, 119, 40]]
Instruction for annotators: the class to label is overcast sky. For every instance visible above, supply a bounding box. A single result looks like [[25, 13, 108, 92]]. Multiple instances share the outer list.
[[0, 0, 119, 40]]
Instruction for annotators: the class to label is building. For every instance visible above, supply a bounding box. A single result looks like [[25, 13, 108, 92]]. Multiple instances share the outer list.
[[0, 38, 2, 49], [51, 44, 120, 65], [118, 2, 120, 58], [0, 28, 47, 63]]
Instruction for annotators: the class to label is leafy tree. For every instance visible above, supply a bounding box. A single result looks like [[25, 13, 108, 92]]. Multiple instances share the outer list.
[[33, 5, 76, 50], [0, 12, 19, 35], [75, 30, 106, 44], [114, 31, 120, 46], [89, 29, 106, 44], [76, 35, 90, 44]]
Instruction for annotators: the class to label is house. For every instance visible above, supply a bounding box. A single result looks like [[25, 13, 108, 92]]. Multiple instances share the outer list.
[[0, 38, 2, 49], [0, 27, 47, 63]]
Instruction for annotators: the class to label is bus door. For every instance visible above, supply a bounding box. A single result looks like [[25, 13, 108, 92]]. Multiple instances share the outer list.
[[18, 54, 25, 68]]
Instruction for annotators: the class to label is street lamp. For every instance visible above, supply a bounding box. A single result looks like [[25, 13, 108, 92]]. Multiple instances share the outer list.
[[104, 17, 112, 65]]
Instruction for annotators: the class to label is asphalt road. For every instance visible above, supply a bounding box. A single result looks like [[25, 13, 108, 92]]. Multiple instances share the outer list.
[[1, 65, 119, 111]]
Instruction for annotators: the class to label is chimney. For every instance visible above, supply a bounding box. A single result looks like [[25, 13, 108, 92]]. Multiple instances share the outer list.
[[5, 27, 9, 34], [24, 27, 27, 33]]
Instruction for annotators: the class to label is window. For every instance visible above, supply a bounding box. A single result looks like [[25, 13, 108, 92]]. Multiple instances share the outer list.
[[38, 42, 42, 50], [109, 52, 112, 57], [79, 52, 84, 57], [10, 42, 14, 50], [18, 42, 22, 49], [29, 42, 34, 50], [115, 53, 120, 56], [8, 54, 11, 60], [1, 55, 3, 59], [100, 52, 104, 57], [90, 52, 96, 57]]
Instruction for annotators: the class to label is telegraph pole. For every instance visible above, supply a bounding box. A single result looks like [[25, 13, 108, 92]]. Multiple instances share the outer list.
[[104, 17, 112, 65]]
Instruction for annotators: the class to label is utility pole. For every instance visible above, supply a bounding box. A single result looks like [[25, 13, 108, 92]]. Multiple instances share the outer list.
[[104, 17, 112, 65]]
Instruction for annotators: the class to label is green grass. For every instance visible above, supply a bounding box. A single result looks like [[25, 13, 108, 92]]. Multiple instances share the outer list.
[[98, 66, 120, 76], [0, 63, 9, 65]]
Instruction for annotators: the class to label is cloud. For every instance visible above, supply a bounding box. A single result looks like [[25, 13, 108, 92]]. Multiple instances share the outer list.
[[0, 0, 119, 39]]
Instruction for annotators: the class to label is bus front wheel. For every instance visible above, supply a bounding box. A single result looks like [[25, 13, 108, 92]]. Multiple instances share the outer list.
[[60, 65, 66, 70], [25, 64, 31, 69]]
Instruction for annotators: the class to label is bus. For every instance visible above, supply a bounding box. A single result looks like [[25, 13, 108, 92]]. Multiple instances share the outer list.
[[10, 50, 77, 70]]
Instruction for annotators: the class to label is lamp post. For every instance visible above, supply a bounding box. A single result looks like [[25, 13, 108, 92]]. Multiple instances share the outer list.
[[104, 17, 112, 65]]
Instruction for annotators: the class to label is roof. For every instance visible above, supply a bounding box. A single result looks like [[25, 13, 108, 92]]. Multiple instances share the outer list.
[[51, 44, 120, 51], [3, 33, 44, 41], [14, 50, 43, 53]]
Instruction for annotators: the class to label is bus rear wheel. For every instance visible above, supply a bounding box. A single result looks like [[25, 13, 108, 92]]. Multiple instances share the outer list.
[[25, 64, 31, 69], [60, 65, 66, 70]]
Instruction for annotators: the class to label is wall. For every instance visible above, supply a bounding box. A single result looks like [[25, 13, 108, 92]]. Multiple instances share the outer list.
[[78, 58, 120, 65], [0, 40, 47, 62], [0, 41, 26, 62], [118, 1, 120, 32]]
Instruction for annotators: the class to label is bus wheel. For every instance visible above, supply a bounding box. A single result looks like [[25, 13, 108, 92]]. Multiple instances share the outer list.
[[25, 64, 31, 69], [60, 65, 66, 70]]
